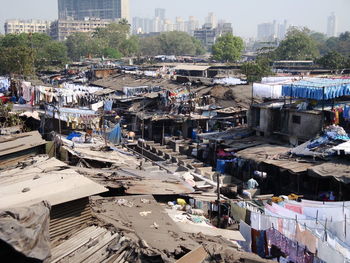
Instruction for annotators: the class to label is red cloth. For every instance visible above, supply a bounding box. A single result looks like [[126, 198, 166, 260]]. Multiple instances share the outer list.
[[285, 203, 303, 214], [0, 96, 9, 104]]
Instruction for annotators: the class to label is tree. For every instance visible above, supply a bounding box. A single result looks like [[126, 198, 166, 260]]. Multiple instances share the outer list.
[[317, 51, 347, 70], [139, 31, 204, 56], [102, 47, 122, 59], [66, 32, 105, 61], [119, 35, 140, 57], [275, 27, 319, 60], [0, 33, 68, 75], [94, 22, 130, 50], [158, 31, 204, 55], [241, 57, 273, 83], [0, 102, 23, 128], [140, 36, 163, 56], [310, 32, 329, 55], [0, 46, 35, 76], [212, 33, 244, 62]]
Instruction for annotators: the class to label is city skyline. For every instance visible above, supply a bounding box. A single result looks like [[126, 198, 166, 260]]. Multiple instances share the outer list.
[[0, 0, 349, 38]]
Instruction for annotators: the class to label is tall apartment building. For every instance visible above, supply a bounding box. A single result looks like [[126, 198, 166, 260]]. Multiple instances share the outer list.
[[4, 19, 51, 35], [132, 17, 153, 34], [194, 22, 234, 50], [155, 8, 166, 20], [194, 24, 217, 49], [327, 12, 337, 37], [257, 22, 275, 41], [185, 16, 200, 36], [51, 18, 111, 41], [58, 0, 130, 22], [257, 20, 288, 41], [205, 12, 217, 28]]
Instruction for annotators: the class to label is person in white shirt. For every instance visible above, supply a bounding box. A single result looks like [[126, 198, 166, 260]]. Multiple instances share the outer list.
[[247, 177, 259, 189]]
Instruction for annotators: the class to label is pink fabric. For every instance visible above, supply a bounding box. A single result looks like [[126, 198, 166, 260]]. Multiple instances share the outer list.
[[285, 203, 303, 214]]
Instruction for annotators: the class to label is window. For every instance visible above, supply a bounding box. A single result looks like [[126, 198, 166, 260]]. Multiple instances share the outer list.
[[292, 115, 301, 124]]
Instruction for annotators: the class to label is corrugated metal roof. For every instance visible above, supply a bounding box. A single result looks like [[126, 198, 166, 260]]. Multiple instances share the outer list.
[[0, 131, 46, 157], [0, 156, 108, 209]]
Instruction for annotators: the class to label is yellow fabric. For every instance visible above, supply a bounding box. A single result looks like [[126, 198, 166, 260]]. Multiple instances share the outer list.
[[177, 198, 187, 206]]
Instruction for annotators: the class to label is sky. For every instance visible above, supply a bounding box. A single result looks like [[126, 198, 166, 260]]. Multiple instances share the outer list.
[[0, 0, 349, 38]]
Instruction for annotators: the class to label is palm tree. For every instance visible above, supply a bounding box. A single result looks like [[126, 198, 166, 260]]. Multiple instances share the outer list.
[[118, 18, 130, 27]]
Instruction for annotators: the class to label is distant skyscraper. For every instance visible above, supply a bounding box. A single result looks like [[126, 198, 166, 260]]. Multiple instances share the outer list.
[[327, 12, 337, 37], [257, 22, 275, 41], [185, 16, 199, 36], [205, 12, 217, 28], [155, 8, 166, 20], [277, 20, 288, 40], [58, 0, 130, 21], [175, 17, 185, 32]]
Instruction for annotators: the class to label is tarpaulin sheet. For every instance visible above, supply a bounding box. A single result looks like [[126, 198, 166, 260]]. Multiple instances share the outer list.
[[0, 201, 51, 261], [308, 161, 350, 184]]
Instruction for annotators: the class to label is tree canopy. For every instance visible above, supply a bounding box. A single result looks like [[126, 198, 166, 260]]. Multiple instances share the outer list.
[[139, 31, 205, 56], [0, 33, 68, 76], [212, 33, 244, 62], [66, 21, 139, 61], [317, 51, 347, 70], [241, 57, 273, 83], [274, 27, 319, 60]]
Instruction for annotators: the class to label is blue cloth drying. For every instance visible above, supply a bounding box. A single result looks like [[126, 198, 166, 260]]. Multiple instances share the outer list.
[[67, 132, 82, 140], [108, 123, 122, 145], [282, 79, 350, 100]]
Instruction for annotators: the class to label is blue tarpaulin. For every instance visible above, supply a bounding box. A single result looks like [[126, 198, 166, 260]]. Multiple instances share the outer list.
[[108, 123, 122, 145], [282, 78, 350, 100]]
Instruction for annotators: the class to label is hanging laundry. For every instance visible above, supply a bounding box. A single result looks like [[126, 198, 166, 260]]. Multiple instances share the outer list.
[[104, 100, 113, 111], [251, 228, 268, 258]]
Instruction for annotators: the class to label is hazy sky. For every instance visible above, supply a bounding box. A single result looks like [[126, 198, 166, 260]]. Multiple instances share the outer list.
[[1, 0, 349, 38]]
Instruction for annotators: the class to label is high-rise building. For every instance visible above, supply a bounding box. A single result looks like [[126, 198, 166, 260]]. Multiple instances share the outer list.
[[257, 20, 290, 41], [257, 23, 275, 41], [164, 19, 174, 32], [327, 12, 337, 37], [194, 24, 217, 49], [175, 17, 185, 32], [185, 16, 199, 36], [155, 8, 166, 20], [277, 20, 288, 40], [4, 19, 51, 35], [217, 22, 233, 36], [58, 0, 130, 22], [205, 12, 217, 28]]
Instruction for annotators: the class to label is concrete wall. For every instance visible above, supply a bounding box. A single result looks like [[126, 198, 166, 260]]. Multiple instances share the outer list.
[[287, 111, 322, 140]]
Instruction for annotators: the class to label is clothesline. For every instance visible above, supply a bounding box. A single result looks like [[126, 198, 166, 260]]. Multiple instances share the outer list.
[[235, 199, 350, 261]]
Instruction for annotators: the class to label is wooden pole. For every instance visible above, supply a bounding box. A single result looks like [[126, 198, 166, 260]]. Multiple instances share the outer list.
[[162, 121, 165, 146], [217, 172, 221, 228]]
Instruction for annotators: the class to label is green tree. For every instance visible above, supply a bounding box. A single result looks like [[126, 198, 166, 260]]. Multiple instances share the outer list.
[[140, 36, 162, 56], [94, 22, 130, 50], [139, 31, 204, 56], [119, 35, 140, 57], [66, 32, 105, 61], [241, 57, 273, 83], [275, 27, 319, 60], [317, 51, 347, 70], [310, 32, 329, 55], [0, 33, 68, 75], [212, 33, 244, 62], [102, 47, 122, 59], [158, 31, 204, 55], [0, 46, 35, 76]]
